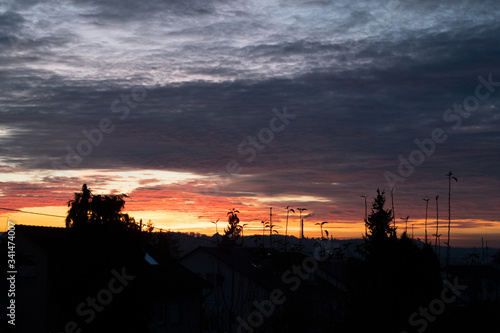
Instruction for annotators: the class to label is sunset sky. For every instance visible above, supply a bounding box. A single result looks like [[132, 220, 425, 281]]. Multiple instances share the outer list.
[[1, 0, 499, 247]]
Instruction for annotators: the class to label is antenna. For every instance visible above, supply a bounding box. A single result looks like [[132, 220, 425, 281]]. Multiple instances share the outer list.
[[211, 219, 219, 246], [400, 216, 409, 234], [284, 206, 295, 252], [446, 171, 458, 267], [391, 187, 395, 231], [297, 208, 307, 248], [433, 195, 441, 260], [269, 206, 273, 248], [360, 195, 368, 236], [423, 198, 430, 244], [481, 237, 485, 265], [268, 180, 273, 249]]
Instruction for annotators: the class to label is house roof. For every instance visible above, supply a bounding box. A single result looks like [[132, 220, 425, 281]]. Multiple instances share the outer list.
[[14, 225, 72, 249], [445, 265, 500, 284], [182, 246, 347, 292], [14, 224, 208, 291], [143, 259, 210, 292]]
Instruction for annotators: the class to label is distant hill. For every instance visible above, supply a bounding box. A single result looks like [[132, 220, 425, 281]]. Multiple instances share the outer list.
[[169, 232, 499, 266]]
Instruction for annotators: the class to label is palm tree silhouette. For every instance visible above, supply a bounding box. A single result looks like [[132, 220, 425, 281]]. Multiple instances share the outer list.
[[315, 221, 328, 239], [223, 208, 241, 242], [260, 220, 268, 247]]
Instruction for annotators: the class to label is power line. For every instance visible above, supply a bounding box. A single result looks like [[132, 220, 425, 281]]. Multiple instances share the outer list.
[[0, 207, 65, 218]]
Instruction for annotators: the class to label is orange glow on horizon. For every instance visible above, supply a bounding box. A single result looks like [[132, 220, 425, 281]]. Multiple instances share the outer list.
[[2, 207, 499, 248]]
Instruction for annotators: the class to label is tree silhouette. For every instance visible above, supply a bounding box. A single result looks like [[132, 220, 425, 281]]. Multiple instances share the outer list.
[[66, 184, 139, 231], [149, 229, 180, 259], [493, 249, 500, 267], [60, 185, 154, 331], [222, 208, 241, 242], [250, 234, 262, 248], [347, 189, 442, 333], [315, 221, 328, 240], [145, 219, 155, 233], [363, 189, 396, 256], [260, 220, 268, 247], [65, 184, 92, 228]]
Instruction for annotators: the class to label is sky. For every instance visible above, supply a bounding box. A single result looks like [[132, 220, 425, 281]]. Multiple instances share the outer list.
[[1, 0, 499, 247]]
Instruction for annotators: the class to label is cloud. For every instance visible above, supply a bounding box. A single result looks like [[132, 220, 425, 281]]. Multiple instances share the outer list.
[[0, 0, 499, 237]]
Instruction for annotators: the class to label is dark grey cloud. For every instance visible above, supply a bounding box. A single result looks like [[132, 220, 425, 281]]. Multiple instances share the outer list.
[[0, 11, 25, 31], [1, 0, 499, 231]]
